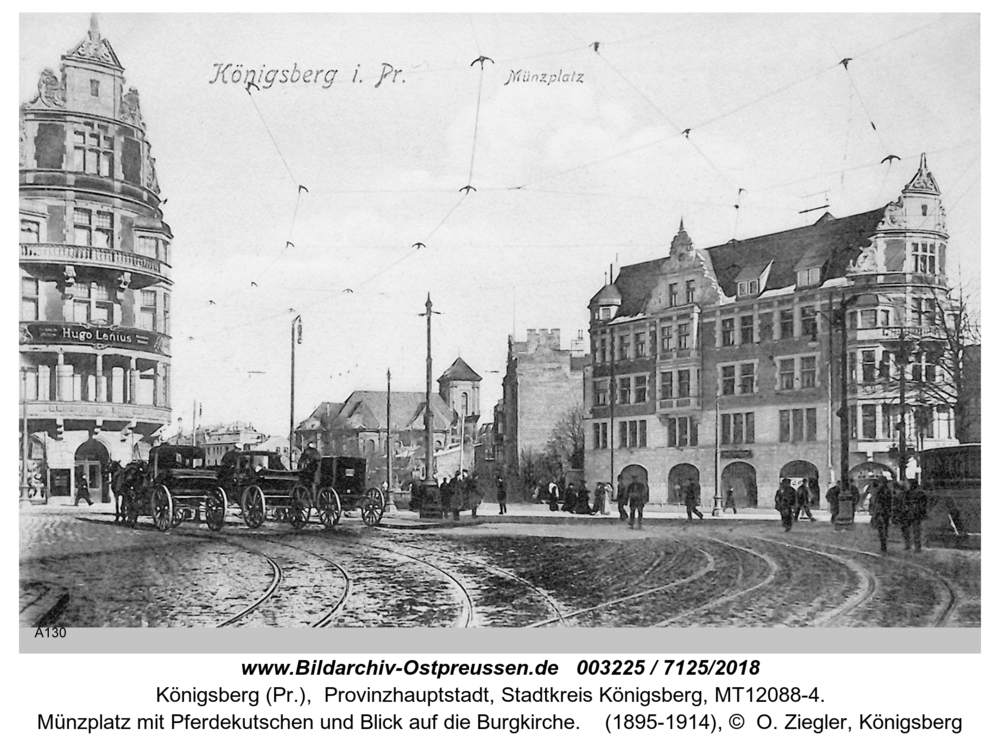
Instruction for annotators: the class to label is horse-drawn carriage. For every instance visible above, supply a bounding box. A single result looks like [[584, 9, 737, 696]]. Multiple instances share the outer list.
[[302, 456, 387, 528], [217, 451, 386, 529], [217, 450, 311, 529], [118, 445, 227, 532]]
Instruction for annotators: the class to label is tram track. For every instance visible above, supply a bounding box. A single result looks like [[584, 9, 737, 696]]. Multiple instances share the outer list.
[[804, 540, 961, 627], [759, 537, 878, 627], [653, 537, 780, 627], [404, 545, 568, 627], [529, 545, 714, 628]]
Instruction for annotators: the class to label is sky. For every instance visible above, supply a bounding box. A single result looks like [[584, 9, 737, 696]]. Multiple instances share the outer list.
[[18, 13, 981, 438]]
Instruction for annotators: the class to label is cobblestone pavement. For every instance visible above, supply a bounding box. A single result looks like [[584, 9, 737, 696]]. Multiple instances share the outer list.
[[19, 504, 978, 628]]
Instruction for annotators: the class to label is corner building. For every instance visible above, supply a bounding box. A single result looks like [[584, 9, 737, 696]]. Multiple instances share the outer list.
[[19, 19, 172, 502], [584, 156, 958, 506]]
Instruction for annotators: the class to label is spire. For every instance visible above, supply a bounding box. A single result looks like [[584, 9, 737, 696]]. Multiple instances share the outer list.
[[670, 218, 693, 257], [902, 152, 940, 196], [89, 13, 101, 41]]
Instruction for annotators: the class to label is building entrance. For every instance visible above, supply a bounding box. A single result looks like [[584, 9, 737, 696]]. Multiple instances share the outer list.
[[74, 439, 110, 503]]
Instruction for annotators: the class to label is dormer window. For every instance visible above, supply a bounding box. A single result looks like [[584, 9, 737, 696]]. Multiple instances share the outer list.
[[599, 306, 613, 320], [737, 279, 759, 298], [796, 267, 821, 287]]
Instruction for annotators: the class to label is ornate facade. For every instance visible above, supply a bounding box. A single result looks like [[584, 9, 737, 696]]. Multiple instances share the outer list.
[[585, 156, 959, 505], [20, 17, 172, 501]]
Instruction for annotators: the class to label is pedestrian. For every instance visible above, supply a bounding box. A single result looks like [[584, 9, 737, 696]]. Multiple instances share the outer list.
[[898, 479, 929, 552], [593, 482, 608, 515], [463, 471, 480, 518], [625, 476, 649, 529], [869, 476, 893, 554], [775, 478, 796, 531], [577, 481, 593, 515], [75, 474, 93, 507], [496, 476, 507, 515], [616, 475, 628, 521], [825, 482, 841, 523], [684, 480, 704, 520], [723, 486, 737, 514], [562, 481, 579, 512], [600, 482, 612, 515], [845, 479, 861, 524], [547, 479, 560, 512], [795, 479, 816, 521]]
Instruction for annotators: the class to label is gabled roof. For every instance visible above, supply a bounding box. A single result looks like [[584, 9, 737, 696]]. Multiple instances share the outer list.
[[297, 391, 454, 433], [610, 206, 887, 312], [438, 357, 481, 383], [64, 15, 123, 71]]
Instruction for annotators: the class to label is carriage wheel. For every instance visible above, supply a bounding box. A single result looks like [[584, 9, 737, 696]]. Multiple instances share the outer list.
[[361, 487, 385, 527], [317, 488, 342, 529], [288, 485, 312, 531], [205, 488, 227, 532], [151, 486, 173, 532], [241, 486, 266, 529], [122, 490, 140, 528], [171, 504, 185, 528]]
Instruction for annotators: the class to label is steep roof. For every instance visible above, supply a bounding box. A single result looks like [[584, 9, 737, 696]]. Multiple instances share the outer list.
[[438, 357, 481, 383], [612, 206, 887, 314], [297, 391, 454, 433]]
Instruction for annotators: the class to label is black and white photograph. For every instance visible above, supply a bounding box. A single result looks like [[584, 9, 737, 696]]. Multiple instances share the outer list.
[[18, 12, 980, 636]]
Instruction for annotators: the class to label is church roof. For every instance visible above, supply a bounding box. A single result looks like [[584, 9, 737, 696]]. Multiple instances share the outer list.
[[437, 357, 481, 383], [297, 391, 454, 434]]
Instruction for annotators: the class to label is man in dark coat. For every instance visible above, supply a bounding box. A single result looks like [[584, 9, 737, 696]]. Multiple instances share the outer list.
[[576, 481, 593, 515], [869, 476, 894, 554], [774, 477, 797, 532], [616, 475, 628, 521], [794, 479, 816, 522], [723, 486, 737, 514], [562, 482, 579, 513], [496, 476, 507, 515], [625, 476, 649, 529], [898, 479, 929, 552], [684, 480, 704, 520], [826, 483, 841, 523]]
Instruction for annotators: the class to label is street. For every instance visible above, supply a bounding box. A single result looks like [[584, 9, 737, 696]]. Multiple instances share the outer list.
[[20, 505, 980, 629]]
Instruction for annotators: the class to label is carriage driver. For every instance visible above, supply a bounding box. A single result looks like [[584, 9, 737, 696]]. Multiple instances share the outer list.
[[299, 442, 322, 482]]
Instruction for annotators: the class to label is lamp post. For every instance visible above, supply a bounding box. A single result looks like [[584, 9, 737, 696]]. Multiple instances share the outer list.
[[20, 368, 32, 502], [289, 314, 302, 469], [418, 295, 442, 518]]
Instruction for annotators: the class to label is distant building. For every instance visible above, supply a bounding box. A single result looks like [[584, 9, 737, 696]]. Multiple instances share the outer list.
[[499, 329, 590, 484], [295, 358, 481, 486], [19, 17, 173, 502], [200, 422, 268, 465]]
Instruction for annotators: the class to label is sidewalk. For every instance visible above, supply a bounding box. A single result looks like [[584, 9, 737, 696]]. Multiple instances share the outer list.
[[18, 497, 869, 528]]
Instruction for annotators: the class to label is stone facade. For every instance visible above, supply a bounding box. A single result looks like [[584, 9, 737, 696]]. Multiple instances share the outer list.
[[585, 156, 960, 506], [19, 17, 172, 502]]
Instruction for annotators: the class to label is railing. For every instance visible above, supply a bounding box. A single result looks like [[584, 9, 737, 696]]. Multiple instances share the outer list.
[[855, 325, 948, 342], [23, 400, 170, 423], [20, 243, 170, 281], [657, 396, 701, 412]]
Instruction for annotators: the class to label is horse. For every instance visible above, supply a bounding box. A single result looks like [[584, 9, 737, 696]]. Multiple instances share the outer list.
[[111, 460, 147, 524]]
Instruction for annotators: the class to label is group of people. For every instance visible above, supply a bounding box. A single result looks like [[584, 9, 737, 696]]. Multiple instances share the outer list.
[[773, 477, 820, 530], [439, 469, 480, 520], [867, 476, 929, 554], [543, 479, 613, 516]]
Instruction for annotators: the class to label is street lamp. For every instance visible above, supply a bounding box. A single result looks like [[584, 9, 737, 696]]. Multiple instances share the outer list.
[[289, 314, 302, 469]]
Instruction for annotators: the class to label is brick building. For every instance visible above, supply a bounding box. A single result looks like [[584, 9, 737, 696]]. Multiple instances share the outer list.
[[497, 329, 590, 486], [585, 156, 959, 505], [19, 17, 172, 502]]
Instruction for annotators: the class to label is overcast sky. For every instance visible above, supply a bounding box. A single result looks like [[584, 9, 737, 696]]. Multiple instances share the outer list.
[[18, 13, 981, 437]]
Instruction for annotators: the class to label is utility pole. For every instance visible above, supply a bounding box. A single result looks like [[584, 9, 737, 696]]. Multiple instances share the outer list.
[[896, 327, 910, 480], [289, 314, 302, 468], [418, 295, 442, 517], [386, 368, 395, 513]]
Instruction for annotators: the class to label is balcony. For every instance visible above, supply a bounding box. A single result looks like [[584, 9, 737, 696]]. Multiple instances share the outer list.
[[657, 396, 701, 413], [855, 325, 948, 343], [20, 243, 171, 286], [23, 400, 171, 425]]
